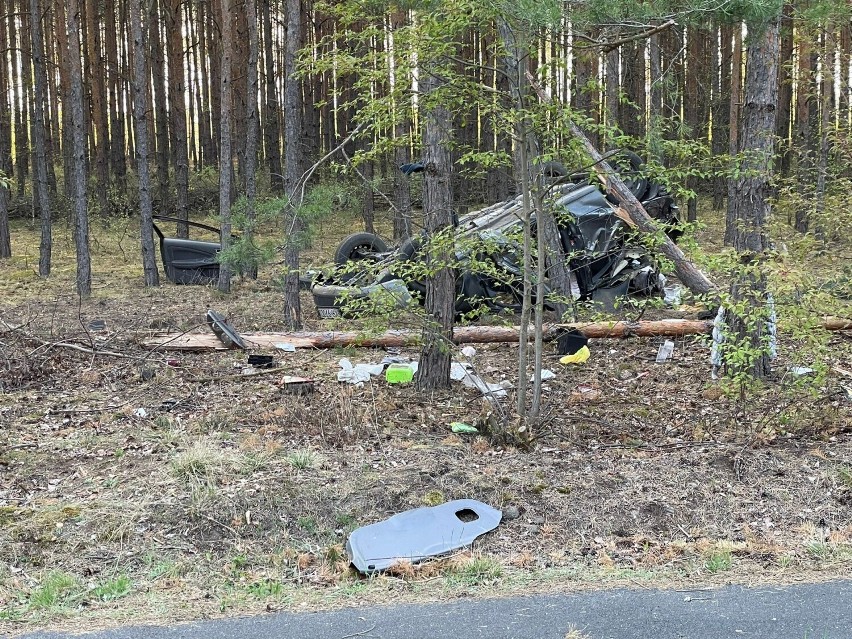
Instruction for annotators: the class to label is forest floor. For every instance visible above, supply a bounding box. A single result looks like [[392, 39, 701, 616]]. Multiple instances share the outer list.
[[2, 210, 852, 637]]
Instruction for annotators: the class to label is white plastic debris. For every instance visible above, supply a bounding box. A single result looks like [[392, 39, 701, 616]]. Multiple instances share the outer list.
[[461, 373, 508, 398], [461, 345, 477, 359], [275, 342, 297, 352], [337, 358, 384, 386], [656, 340, 675, 363], [791, 366, 815, 377], [540, 369, 556, 381], [450, 362, 468, 381], [134, 408, 148, 418]]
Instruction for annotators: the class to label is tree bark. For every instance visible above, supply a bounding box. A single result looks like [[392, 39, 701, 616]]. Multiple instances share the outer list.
[[30, 0, 52, 276], [622, 41, 646, 139], [149, 0, 170, 210], [85, 0, 109, 216], [415, 71, 455, 392], [166, 0, 189, 237], [724, 24, 743, 246], [795, 33, 818, 233], [261, 0, 282, 193], [217, 0, 234, 293], [65, 0, 92, 296], [104, 0, 126, 187], [144, 318, 852, 352], [0, 0, 10, 258], [130, 0, 159, 287], [776, 5, 794, 180], [135, 320, 728, 353], [725, 15, 780, 379], [281, 0, 303, 329], [244, 0, 260, 278], [52, 0, 74, 202], [712, 24, 732, 210]]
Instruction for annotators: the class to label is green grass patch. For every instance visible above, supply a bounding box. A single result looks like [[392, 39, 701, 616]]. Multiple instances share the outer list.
[[93, 575, 132, 602], [27, 572, 82, 611]]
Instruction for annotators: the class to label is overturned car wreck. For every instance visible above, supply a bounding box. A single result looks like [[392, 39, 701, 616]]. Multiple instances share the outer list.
[[312, 155, 681, 319]]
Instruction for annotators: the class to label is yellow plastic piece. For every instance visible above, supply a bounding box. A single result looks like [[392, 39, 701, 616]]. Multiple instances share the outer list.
[[559, 345, 591, 365]]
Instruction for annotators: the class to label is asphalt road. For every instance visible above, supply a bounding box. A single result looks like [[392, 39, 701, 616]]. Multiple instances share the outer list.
[[14, 580, 852, 639]]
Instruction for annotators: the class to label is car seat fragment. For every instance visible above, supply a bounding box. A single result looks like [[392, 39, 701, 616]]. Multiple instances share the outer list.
[[346, 499, 502, 574]]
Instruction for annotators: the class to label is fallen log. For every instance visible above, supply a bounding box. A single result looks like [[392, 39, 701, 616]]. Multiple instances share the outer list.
[[143, 320, 711, 351], [142, 317, 852, 352]]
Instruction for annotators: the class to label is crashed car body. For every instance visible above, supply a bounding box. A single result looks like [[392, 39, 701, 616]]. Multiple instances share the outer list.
[[312, 163, 681, 318]]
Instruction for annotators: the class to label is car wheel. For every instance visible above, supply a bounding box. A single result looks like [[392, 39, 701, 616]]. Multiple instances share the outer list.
[[606, 150, 649, 203], [334, 232, 389, 265], [541, 160, 568, 178]]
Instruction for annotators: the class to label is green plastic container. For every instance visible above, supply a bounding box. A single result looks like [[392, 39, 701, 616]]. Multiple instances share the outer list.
[[385, 363, 414, 384]]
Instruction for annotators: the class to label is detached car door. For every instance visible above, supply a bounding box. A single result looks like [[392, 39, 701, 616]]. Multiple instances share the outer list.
[[153, 215, 221, 285]]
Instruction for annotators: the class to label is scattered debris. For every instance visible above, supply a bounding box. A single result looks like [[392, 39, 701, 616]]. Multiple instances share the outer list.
[[450, 362, 509, 397], [206, 309, 246, 349], [560, 346, 591, 365], [540, 369, 556, 381], [247, 354, 275, 368], [88, 319, 106, 332], [346, 499, 502, 573], [337, 358, 384, 386], [451, 422, 479, 434], [656, 340, 675, 363], [790, 366, 816, 377], [278, 375, 315, 394], [385, 363, 414, 384], [557, 329, 588, 356], [274, 342, 296, 352], [133, 408, 148, 418]]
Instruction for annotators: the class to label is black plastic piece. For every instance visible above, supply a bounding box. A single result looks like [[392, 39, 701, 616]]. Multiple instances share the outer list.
[[206, 309, 246, 349]]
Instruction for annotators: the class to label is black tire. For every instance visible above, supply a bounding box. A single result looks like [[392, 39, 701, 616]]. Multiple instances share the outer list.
[[334, 232, 389, 265], [606, 150, 649, 203], [541, 160, 568, 178], [398, 235, 423, 261]]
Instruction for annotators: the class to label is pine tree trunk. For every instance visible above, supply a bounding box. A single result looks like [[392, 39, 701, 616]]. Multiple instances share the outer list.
[[130, 0, 159, 287], [724, 24, 743, 246], [776, 5, 794, 180], [148, 0, 170, 210], [391, 9, 412, 239], [622, 41, 646, 139], [0, 0, 13, 258], [31, 0, 52, 276], [712, 24, 732, 210], [415, 71, 455, 392], [815, 29, 832, 230], [262, 0, 282, 193], [166, 0, 189, 237], [573, 42, 599, 148], [725, 16, 780, 380], [281, 0, 303, 329], [104, 0, 126, 188], [217, 0, 233, 293], [66, 0, 92, 296], [795, 36, 818, 234], [85, 0, 109, 216], [11, 5, 29, 200], [604, 47, 619, 140], [244, 0, 260, 278]]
